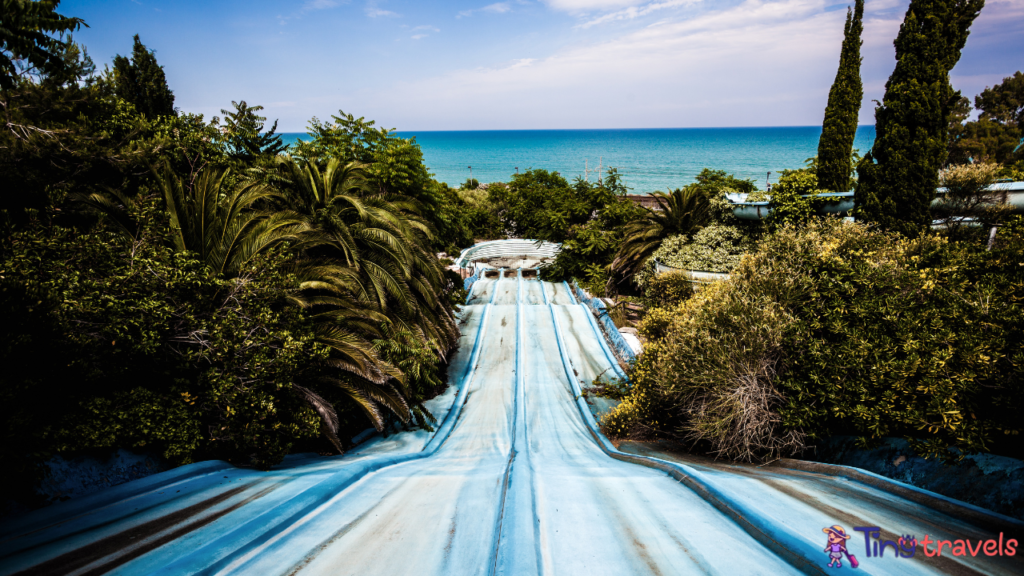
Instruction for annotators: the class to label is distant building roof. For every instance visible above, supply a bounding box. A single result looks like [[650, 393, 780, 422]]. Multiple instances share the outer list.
[[627, 194, 662, 210]]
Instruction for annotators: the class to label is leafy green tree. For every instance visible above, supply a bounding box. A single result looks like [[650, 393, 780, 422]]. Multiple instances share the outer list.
[[112, 34, 174, 118], [856, 0, 985, 236], [817, 0, 864, 192], [458, 185, 502, 240], [542, 170, 645, 292], [489, 168, 574, 240], [975, 71, 1024, 132], [948, 71, 1024, 165], [0, 0, 86, 89], [689, 168, 757, 196], [489, 168, 637, 246], [0, 43, 148, 226], [218, 100, 285, 162], [274, 156, 459, 433], [293, 111, 473, 253]]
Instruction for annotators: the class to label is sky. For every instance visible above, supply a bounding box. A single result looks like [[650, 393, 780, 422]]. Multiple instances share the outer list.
[[61, 0, 1024, 132]]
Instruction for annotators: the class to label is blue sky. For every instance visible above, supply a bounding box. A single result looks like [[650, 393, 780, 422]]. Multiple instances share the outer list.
[[62, 0, 1024, 131]]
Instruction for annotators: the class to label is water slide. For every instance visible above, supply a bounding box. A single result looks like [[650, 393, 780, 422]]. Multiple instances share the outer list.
[[2, 275, 1022, 575]]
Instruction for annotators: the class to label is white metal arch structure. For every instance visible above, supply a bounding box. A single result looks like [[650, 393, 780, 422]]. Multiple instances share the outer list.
[[454, 239, 561, 270]]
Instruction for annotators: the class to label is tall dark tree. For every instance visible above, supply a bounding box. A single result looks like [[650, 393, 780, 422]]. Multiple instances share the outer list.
[[112, 34, 174, 118], [0, 0, 85, 89], [817, 0, 864, 192], [856, 0, 985, 236]]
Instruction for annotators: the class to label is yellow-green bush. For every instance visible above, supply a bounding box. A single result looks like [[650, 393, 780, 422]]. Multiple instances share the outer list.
[[639, 270, 696, 310], [606, 219, 1024, 462]]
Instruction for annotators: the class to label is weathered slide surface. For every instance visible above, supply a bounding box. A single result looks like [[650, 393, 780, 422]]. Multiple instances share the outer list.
[[2, 275, 1022, 575]]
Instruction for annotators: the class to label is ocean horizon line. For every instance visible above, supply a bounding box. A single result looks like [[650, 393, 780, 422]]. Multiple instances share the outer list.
[[278, 126, 876, 193], [278, 125, 874, 136]]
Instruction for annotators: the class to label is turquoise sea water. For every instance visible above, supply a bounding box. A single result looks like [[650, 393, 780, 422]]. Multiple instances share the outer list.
[[279, 126, 875, 195]]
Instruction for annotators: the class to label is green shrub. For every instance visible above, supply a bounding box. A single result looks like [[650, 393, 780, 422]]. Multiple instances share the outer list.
[[607, 220, 1024, 462], [458, 186, 503, 240], [934, 163, 1009, 240], [635, 224, 751, 287], [0, 218, 328, 500], [639, 270, 695, 310]]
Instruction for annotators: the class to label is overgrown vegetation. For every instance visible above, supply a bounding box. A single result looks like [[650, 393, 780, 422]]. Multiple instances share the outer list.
[[0, 5, 468, 508], [948, 71, 1023, 168], [3, 0, 1023, 505], [607, 220, 1024, 462]]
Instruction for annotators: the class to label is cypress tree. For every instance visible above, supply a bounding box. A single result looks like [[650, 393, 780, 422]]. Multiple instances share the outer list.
[[112, 34, 174, 118], [856, 0, 984, 236], [817, 0, 864, 192]]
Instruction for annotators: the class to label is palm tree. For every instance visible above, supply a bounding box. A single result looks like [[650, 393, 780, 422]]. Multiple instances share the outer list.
[[610, 186, 712, 283], [78, 159, 439, 452], [151, 160, 299, 276], [273, 156, 458, 443]]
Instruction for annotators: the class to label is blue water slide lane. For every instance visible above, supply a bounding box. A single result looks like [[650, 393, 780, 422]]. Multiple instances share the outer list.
[[7, 272, 1023, 575], [139, 301, 495, 576], [546, 300, 830, 575], [488, 272, 535, 576]]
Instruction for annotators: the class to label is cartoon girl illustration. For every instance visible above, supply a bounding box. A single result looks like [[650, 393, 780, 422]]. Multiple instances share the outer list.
[[823, 525, 852, 568]]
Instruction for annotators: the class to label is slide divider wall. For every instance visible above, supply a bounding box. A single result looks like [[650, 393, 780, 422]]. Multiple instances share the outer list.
[[545, 300, 828, 576], [569, 280, 636, 365]]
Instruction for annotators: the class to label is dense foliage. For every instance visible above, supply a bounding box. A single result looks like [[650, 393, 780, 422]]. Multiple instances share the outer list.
[[606, 220, 1024, 462], [0, 24, 464, 508], [292, 112, 474, 254], [0, 0, 85, 89], [817, 0, 863, 192], [634, 224, 751, 287], [948, 71, 1024, 167], [486, 168, 644, 293], [857, 0, 984, 236]]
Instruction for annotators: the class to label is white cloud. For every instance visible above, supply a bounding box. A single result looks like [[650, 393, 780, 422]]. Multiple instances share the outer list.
[[458, 2, 515, 18], [248, 0, 1024, 131], [412, 34, 428, 39], [303, 0, 340, 10], [577, 0, 701, 28], [361, 0, 895, 128], [366, 1, 399, 17], [542, 0, 648, 12]]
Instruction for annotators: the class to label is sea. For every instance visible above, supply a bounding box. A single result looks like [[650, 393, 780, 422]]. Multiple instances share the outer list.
[[279, 126, 876, 195]]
